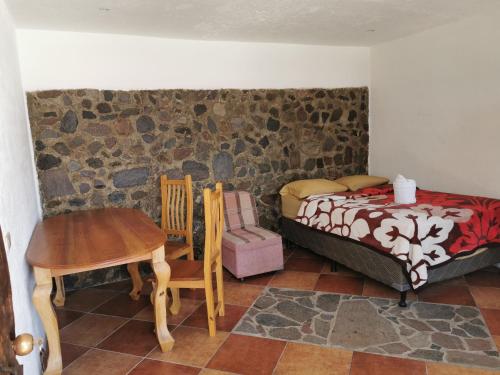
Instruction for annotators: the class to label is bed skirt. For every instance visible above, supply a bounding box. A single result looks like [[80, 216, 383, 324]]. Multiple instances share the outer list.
[[281, 217, 500, 292]]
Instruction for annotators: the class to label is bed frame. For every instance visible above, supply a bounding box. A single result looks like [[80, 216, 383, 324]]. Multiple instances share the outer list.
[[281, 217, 500, 307]]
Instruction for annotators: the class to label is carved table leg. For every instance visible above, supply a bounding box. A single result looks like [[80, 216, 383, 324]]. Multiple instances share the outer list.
[[127, 262, 143, 301], [33, 267, 62, 375], [53, 276, 65, 307], [151, 246, 175, 352]]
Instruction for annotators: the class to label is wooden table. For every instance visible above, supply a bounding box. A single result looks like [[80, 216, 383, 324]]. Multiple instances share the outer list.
[[26, 208, 174, 375]]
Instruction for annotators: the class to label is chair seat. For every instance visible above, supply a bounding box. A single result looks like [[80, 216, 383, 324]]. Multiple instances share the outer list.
[[165, 241, 192, 259], [223, 225, 282, 252], [169, 259, 204, 282]]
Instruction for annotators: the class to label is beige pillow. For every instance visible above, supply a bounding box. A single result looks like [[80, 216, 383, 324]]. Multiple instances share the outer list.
[[335, 175, 389, 191], [281, 194, 303, 219], [280, 179, 348, 199]]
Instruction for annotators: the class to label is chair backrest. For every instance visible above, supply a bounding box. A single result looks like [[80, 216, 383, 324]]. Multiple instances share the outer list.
[[222, 191, 259, 231], [203, 183, 224, 272], [160, 174, 193, 245]]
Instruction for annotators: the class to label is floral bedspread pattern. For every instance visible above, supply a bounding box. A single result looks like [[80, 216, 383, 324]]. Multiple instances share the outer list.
[[296, 185, 500, 289]]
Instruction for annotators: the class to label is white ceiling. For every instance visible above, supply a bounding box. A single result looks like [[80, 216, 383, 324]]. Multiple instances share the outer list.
[[6, 0, 499, 46]]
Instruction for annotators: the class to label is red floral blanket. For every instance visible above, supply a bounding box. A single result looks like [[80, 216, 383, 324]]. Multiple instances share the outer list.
[[296, 185, 500, 289]]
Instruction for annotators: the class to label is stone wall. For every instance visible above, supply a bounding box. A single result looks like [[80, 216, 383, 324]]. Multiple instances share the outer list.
[[27, 88, 369, 288]]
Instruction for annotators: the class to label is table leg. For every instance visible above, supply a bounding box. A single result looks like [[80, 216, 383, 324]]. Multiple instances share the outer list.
[[33, 267, 62, 375], [53, 276, 65, 307], [127, 262, 143, 301], [151, 246, 175, 352]]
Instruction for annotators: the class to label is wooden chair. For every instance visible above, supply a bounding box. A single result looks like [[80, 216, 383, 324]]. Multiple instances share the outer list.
[[160, 174, 194, 261], [164, 182, 225, 336], [128, 174, 194, 300]]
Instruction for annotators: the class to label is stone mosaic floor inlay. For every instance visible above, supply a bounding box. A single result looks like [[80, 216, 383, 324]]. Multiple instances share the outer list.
[[233, 287, 500, 369]]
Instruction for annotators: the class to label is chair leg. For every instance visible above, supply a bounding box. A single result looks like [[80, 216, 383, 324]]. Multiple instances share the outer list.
[[127, 262, 143, 301], [53, 276, 66, 307], [215, 262, 225, 317], [187, 247, 195, 261], [169, 288, 181, 315], [204, 277, 216, 337]]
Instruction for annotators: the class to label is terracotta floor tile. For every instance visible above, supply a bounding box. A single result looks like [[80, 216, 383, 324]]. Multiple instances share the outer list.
[[56, 309, 84, 329], [134, 298, 202, 325], [222, 282, 264, 307], [320, 262, 362, 277], [426, 362, 500, 375], [63, 289, 117, 312], [60, 313, 127, 347], [148, 326, 228, 367], [93, 279, 132, 292], [274, 342, 352, 375], [362, 278, 417, 300], [182, 303, 247, 332], [180, 287, 212, 300], [92, 293, 149, 317], [289, 247, 324, 261], [97, 320, 159, 356], [129, 359, 200, 375], [418, 282, 475, 306], [63, 349, 140, 375], [465, 270, 500, 288], [61, 343, 89, 369], [481, 308, 500, 335], [284, 257, 324, 273], [283, 246, 294, 259], [223, 269, 275, 285], [494, 335, 500, 350], [314, 274, 364, 295], [269, 271, 319, 290], [199, 369, 236, 375], [350, 352, 426, 375], [207, 334, 286, 375], [470, 287, 500, 309]]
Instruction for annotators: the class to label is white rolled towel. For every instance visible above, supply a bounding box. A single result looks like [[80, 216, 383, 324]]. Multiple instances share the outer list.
[[393, 174, 416, 204]]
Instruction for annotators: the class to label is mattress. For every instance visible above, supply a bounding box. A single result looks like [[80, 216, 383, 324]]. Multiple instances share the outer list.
[[281, 194, 303, 219]]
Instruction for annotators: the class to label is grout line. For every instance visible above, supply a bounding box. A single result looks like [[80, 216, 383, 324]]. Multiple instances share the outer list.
[[124, 357, 144, 375], [271, 341, 288, 375], [93, 316, 131, 347], [61, 344, 91, 370], [87, 291, 133, 314], [57, 310, 88, 333], [202, 328, 233, 371]]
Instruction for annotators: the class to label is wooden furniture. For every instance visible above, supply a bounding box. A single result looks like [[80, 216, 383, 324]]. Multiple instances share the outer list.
[[168, 182, 225, 336], [161, 174, 194, 260], [127, 174, 194, 302], [144, 183, 225, 336], [26, 208, 174, 375]]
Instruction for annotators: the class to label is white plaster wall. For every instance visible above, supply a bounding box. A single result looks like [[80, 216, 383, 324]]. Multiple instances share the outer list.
[[0, 1, 43, 373], [370, 9, 500, 198], [16, 29, 370, 91]]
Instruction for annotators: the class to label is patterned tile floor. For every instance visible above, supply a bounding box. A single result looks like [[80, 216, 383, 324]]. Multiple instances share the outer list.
[[55, 245, 500, 374]]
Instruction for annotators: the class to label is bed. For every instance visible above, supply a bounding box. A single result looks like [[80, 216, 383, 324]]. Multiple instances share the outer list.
[[280, 184, 500, 306]]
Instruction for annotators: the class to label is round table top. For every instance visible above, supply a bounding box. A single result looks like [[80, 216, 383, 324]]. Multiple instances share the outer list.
[[26, 208, 166, 269]]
